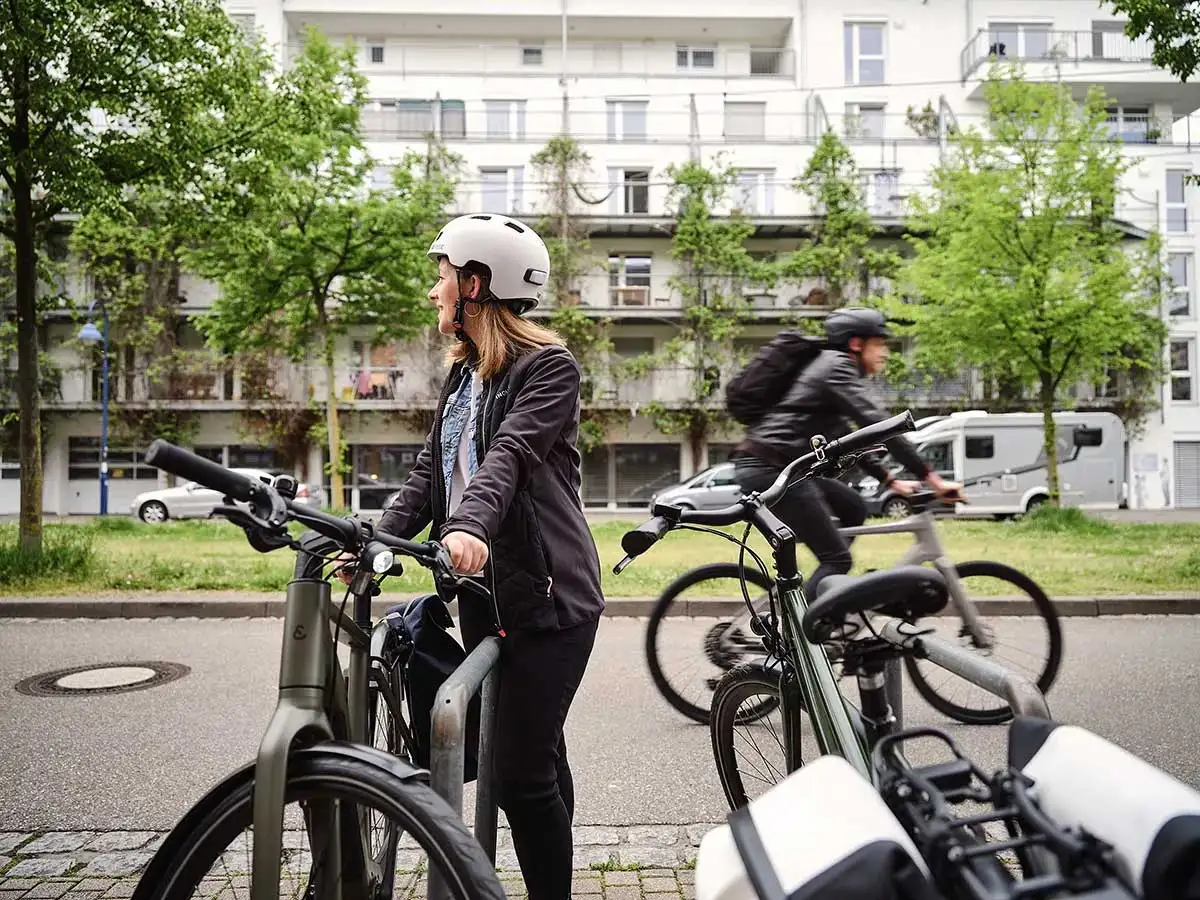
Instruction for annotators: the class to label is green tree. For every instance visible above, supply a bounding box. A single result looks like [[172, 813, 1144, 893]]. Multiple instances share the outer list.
[[784, 130, 903, 306], [1103, 0, 1200, 82], [189, 31, 459, 506], [896, 70, 1167, 505], [0, 0, 271, 550], [642, 157, 761, 470], [529, 136, 614, 410]]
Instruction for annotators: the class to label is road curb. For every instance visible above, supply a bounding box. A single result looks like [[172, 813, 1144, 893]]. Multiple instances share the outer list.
[[1, 594, 1198, 619]]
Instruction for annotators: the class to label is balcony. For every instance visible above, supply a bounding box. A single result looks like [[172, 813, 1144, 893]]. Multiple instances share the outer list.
[[339, 363, 445, 407], [876, 371, 977, 410], [960, 28, 1200, 113], [287, 39, 793, 80]]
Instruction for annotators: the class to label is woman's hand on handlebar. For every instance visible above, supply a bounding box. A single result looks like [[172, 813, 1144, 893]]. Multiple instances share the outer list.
[[333, 551, 357, 585], [444, 531, 488, 576], [926, 472, 967, 503]]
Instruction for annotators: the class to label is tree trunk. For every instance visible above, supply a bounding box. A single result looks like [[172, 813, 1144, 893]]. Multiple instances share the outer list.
[[1039, 375, 1060, 508], [14, 171, 43, 552], [323, 331, 344, 510], [689, 414, 706, 475]]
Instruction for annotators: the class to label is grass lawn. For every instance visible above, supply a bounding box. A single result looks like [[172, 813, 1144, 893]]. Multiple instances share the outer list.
[[2, 511, 1198, 598]]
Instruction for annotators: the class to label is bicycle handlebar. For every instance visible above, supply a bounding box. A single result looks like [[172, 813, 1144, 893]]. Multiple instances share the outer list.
[[145, 439, 454, 578], [618, 412, 917, 565]]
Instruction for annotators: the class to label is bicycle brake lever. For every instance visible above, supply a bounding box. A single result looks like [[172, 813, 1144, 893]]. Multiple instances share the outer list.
[[215, 505, 291, 553], [613, 554, 635, 575]]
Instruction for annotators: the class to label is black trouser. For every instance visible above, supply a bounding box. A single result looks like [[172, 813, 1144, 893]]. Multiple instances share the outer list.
[[733, 456, 868, 599], [460, 602, 599, 900]]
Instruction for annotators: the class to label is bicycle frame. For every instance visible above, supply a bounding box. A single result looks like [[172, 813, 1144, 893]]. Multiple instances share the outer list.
[[250, 574, 398, 900], [841, 509, 992, 649]]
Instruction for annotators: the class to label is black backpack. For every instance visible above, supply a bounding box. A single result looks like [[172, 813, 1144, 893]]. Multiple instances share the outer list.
[[725, 331, 827, 427]]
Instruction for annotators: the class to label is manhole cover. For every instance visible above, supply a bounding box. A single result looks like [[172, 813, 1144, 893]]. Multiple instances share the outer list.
[[14, 661, 190, 697]]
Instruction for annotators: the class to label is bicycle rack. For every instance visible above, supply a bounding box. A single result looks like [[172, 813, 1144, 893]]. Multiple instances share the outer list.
[[877, 618, 1052, 719], [426, 634, 502, 900]]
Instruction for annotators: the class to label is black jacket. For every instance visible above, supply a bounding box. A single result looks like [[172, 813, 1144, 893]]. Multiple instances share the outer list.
[[741, 349, 931, 480], [377, 345, 605, 632]]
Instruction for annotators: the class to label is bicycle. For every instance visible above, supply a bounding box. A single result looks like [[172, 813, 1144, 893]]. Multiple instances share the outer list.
[[614, 411, 1055, 811], [130, 440, 505, 900], [693, 714, 1200, 900], [645, 482, 1062, 727]]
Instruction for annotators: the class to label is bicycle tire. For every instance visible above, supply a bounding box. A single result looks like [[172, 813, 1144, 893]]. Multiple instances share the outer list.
[[645, 562, 775, 724], [131, 745, 505, 900], [903, 560, 1063, 726], [710, 663, 804, 811]]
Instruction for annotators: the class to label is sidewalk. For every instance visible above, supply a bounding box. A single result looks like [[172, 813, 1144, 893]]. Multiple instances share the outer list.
[[2, 590, 1199, 619], [0, 827, 706, 898]]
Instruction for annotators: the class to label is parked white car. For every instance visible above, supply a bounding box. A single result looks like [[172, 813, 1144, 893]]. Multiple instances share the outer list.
[[130, 469, 323, 523]]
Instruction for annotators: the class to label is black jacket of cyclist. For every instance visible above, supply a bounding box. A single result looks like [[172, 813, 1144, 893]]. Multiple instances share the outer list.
[[370, 213, 604, 900], [734, 307, 964, 598]]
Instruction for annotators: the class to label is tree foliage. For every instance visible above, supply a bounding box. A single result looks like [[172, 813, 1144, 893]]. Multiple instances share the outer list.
[[895, 71, 1167, 504], [1103, 0, 1200, 82], [785, 130, 902, 307], [637, 157, 762, 469], [0, 0, 272, 549], [188, 31, 460, 505]]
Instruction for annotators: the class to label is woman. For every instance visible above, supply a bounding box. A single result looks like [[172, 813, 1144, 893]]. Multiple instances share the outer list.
[[371, 213, 605, 900]]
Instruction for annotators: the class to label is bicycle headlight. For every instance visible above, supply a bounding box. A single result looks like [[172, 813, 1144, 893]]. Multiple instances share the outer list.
[[371, 549, 395, 575]]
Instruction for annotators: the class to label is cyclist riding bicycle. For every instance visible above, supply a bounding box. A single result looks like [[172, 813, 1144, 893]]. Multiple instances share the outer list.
[[732, 307, 965, 598]]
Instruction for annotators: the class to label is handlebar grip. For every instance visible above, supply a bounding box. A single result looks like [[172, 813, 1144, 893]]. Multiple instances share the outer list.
[[145, 440, 259, 502], [621, 516, 672, 557], [826, 411, 916, 459]]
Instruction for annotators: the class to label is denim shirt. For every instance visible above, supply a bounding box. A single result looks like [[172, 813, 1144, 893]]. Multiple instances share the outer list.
[[440, 369, 480, 513]]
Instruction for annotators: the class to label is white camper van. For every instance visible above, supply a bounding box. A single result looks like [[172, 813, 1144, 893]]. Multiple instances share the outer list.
[[860, 411, 1127, 518]]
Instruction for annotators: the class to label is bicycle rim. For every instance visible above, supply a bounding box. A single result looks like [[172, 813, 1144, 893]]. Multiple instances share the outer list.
[[134, 751, 504, 900]]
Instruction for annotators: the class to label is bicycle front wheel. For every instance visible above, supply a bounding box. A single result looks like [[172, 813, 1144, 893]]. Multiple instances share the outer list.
[[710, 663, 804, 811], [132, 745, 504, 900]]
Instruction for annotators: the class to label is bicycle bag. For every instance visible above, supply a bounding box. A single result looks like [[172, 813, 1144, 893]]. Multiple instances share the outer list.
[[388, 594, 481, 783], [695, 755, 939, 900], [1009, 716, 1200, 900], [724, 331, 827, 428]]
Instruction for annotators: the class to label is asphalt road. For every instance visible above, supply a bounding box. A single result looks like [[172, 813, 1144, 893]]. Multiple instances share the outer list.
[[1, 615, 1198, 831]]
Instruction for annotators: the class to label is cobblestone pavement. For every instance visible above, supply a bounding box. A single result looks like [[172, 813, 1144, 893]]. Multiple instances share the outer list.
[[0, 826, 710, 898]]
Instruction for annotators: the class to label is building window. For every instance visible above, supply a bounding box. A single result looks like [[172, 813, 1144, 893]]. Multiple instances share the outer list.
[[606, 100, 648, 142], [484, 100, 527, 140], [367, 42, 385, 64], [1169, 252, 1194, 318], [369, 165, 393, 192], [228, 13, 255, 40], [723, 101, 766, 141], [521, 45, 543, 66], [362, 99, 466, 139], [1167, 170, 1190, 233], [1105, 106, 1152, 143], [1170, 338, 1195, 402], [67, 437, 158, 482], [734, 169, 775, 215], [987, 22, 1052, 59], [608, 255, 652, 306], [480, 167, 524, 215], [846, 103, 886, 139], [862, 170, 901, 216], [844, 22, 886, 85], [609, 169, 650, 214], [676, 45, 716, 70]]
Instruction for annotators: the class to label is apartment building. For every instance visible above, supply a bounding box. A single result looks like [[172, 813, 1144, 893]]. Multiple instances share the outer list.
[[10, 0, 1200, 515]]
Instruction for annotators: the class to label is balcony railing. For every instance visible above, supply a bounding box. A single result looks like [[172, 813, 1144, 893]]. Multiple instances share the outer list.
[[287, 41, 794, 79], [961, 28, 1157, 80], [340, 364, 445, 406]]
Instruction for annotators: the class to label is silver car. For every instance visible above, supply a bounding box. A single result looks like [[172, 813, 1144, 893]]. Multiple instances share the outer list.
[[130, 470, 322, 523], [649, 463, 744, 511]]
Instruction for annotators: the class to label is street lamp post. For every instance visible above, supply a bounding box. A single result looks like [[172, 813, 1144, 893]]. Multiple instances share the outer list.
[[78, 304, 110, 516]]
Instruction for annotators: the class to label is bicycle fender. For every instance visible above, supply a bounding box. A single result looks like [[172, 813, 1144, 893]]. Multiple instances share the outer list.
[[306, 740, 430, 785]]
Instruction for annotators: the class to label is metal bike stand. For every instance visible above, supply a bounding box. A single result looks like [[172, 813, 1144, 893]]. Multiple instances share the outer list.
[[427, 635, 502, 900], [878, 619, 1052, 719]]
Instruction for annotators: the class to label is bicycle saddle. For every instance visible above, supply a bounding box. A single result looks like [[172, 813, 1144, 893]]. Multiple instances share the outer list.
[[803, 566, 949, 642]]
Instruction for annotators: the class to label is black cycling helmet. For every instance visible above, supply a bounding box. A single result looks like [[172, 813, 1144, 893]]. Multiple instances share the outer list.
[[824, 307, 892, 348]]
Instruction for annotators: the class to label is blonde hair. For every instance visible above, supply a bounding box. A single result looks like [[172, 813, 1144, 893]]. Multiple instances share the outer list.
[[447, 299, 566, 379]]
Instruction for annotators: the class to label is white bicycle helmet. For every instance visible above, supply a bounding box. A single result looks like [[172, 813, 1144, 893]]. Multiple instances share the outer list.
[[427, 213, 550, 315]]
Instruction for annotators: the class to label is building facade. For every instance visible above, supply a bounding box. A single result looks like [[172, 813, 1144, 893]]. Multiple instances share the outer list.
[[8, 0, 1200, 515]]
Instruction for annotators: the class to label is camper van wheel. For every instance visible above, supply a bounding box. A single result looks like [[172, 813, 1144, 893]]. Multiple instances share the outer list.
[[881, 497, 912, 519], [1024, 495, 1048, 515]]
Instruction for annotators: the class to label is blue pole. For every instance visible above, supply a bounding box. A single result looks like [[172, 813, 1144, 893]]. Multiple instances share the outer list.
[[99, 305, 109, 516]]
